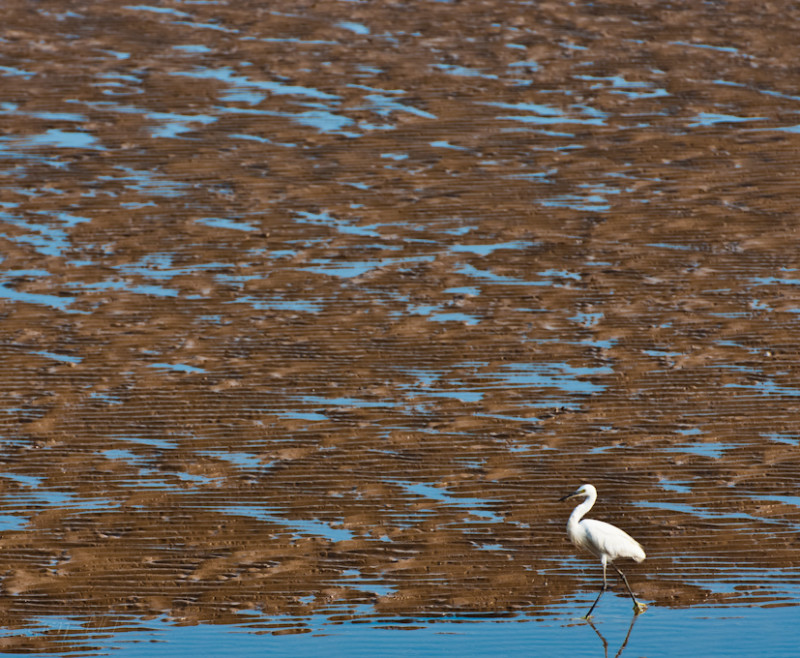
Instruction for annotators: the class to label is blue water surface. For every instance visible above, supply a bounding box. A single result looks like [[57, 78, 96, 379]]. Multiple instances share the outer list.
[[25, 598, 797, 657]]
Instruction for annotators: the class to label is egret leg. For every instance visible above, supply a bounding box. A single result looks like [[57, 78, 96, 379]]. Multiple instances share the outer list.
[[585, 561, 608, 618], [610, 563, 647, 614]]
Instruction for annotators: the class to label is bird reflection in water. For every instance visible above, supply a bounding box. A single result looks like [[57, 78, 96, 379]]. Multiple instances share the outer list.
[[587, 614, 638, 658]]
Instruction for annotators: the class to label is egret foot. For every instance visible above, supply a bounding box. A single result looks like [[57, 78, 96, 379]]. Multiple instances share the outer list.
[[633, 601, 647, 615]]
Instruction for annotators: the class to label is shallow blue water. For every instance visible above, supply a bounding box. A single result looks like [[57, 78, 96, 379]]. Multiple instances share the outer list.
[[19, 598, 796, 658]]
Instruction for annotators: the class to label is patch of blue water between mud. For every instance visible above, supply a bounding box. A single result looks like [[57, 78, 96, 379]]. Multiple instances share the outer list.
[[14, 594, 798, 658]]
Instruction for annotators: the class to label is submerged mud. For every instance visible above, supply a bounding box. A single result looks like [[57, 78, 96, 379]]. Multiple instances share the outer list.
[[1, 0, 800, 653]]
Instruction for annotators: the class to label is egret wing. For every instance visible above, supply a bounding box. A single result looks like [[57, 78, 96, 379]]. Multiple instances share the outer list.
[[581, 519, 645, 562]]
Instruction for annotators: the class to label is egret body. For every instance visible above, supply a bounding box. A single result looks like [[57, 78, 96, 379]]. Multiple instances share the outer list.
[[559, 483, 647, 617]]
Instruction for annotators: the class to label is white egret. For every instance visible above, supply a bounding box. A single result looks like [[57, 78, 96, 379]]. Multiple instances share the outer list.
[[559, 483, 647, 617]]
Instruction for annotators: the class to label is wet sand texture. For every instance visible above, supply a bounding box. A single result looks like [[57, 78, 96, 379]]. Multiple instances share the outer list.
[[1, 0, 800, 652]]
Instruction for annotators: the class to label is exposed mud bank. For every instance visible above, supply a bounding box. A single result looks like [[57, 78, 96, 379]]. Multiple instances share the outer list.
[[1, 0, 799, 653]]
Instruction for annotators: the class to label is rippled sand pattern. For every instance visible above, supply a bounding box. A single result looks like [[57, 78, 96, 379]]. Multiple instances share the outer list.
[[1, 0, 800, 652]]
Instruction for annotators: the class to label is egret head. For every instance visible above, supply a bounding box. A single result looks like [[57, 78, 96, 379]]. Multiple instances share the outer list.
[[558, 483, 596, 502]]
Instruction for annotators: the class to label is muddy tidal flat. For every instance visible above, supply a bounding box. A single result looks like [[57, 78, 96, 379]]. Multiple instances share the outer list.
[[1, 1, 800, 655]]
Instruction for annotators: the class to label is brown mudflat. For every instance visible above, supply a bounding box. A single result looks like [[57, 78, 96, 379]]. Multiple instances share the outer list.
[[0, 0, 799, 653]]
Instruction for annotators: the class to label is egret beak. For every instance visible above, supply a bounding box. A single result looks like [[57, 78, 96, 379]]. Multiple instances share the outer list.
[[558, 489, 581, 502]]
